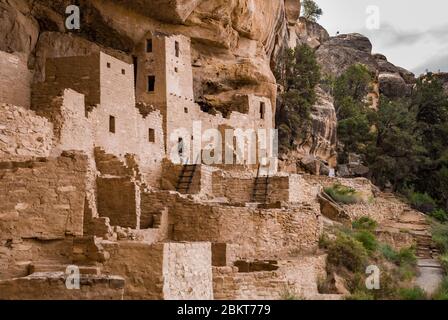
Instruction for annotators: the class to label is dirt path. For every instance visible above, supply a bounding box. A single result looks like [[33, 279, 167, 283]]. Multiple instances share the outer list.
[[416, 259, 444, 295]]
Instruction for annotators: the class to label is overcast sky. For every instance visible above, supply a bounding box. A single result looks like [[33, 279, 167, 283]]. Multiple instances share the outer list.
[[315, 0, 448, 75]]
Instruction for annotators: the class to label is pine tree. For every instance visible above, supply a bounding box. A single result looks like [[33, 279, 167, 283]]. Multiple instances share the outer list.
[[302, 0, 323, 22]]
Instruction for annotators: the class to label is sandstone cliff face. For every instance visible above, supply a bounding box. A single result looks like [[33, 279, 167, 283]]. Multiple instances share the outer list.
[[316, 33, 415, 98], [1, 0, 293, 112]]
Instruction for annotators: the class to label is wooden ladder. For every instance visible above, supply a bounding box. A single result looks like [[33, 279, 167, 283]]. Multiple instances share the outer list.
[[176, 163, 198, 194], [252, 164, 269, 203]]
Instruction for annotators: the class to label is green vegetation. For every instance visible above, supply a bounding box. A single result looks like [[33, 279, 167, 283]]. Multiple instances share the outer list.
[[352, 216, 378, 231], [404, 189, 437, 214], [320, 217, 420, 300], [301, 0, 323, 22], [324, 183, 362, 204], [326, 233, 368, 273], [431, 209, 448, 223], [433, 276, 448, 300], [332, 64, 375, 163], [398, 287, 427, 300], [275, 44, 321, 154], [354, 230, 378, 253], [332, 68, 448, 213]]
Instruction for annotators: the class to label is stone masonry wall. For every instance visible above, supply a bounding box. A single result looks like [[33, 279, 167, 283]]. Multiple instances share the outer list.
[[212, 171, 304, 203], [0, 51, 32, 108], [32, 53, 165, 187], [97, 177, 139, 229], [169, 200, 321, 259], [0, 151, 88, 240], [101, 241, 213, 300], [213, 256, 327, 300], [0, 104, 54, 161], [163, 242, 213, 300]]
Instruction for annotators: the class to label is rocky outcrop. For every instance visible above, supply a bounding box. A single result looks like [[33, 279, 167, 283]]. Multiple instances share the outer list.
[[294, 17, 329, 49], [316, 33, 415, 99], [1, 0, 296, 113], [316, 33, 377, 77]]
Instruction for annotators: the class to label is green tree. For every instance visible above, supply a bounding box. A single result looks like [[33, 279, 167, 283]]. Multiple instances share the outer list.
[[301, 0, 323, 22], [411, 75, 448, 208], [366, 97, 425, 190], [276, 44, 321, 154], [332, 64, 375, 162]]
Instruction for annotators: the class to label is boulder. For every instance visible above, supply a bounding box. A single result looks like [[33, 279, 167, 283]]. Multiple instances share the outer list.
[[295, 17, 330, 49], [316, 34, 378, 77], [325, 33, 373, 54], [378, 73, 410, 98]]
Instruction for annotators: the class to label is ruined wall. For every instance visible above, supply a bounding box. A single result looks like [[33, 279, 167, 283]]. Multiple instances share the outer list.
[[0, 152, 88, 241], [0, 273, 125, 300], [102, 241, 213, 300], [32, 54, 101, 108], [0, 51, 32, 108], [32, 53, 165, 186], [0, 104, 53, 161], [168, 200, 321, 259], [212, 172, 304, 203], [213, 256, 327, 300], [97, 177, 139, 229], [163, 242, 213, 300], [0, 238, 74, 281]]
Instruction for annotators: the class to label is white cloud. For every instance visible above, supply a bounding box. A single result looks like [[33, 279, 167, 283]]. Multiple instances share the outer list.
[[315, 0, 448, 73]]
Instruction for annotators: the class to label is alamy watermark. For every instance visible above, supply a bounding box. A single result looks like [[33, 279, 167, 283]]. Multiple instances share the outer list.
[[168, 122, 278, 167], [65, 5, 80, 30]]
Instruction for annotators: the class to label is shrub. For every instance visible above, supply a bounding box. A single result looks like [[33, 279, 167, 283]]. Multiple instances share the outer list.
[[397, 247, 417, 266], [352, 217, 378, 231], [379, 244, 399, 262], [319, 233, 331, 249], [379, 244, 416, 267], [439, 253, 448, 272], [432, 222, 448, 253], [406, 191, 437, 213], [398, 287, 427, 300], [354, 230, 378, 252], [324, 184, 362, 205], [327, 233, 368, 273], [431, 209, 448, 223], [345, 291, 374, 300], [398, 263, 417, 281], [433, 276, 448, 300]]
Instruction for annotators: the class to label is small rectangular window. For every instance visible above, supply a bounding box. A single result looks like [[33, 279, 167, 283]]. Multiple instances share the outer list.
[[107, 62, 111, 68], [147, 39, 153, 53], [148, 128, 155, 143], [184, 107, 188, 114], [148, 76, 156, 92], [260, 102, 266, 120], [175, 41, 180, 58], [121, 69, 126, 75], [109, 116, 116, 133]]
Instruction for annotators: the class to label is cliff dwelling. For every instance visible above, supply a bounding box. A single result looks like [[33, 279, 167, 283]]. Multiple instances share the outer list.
[[0, 0, 445, 302]]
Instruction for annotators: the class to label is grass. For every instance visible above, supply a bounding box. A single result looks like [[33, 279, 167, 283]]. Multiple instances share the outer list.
[[432, 222, 448, 253], [433, 276, 448, 300], [379, 244, 417, 266], [431, 209, 448, 223], [354, 230, 378, 253], [323, 217, 421, 300], [326, 233, 368, 273], [398, 287, 427, 300], [324, 183, 362, 205], [405, 190, 437, 213], [352, 217, 377, 231], [346, 291, 374, 300]]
